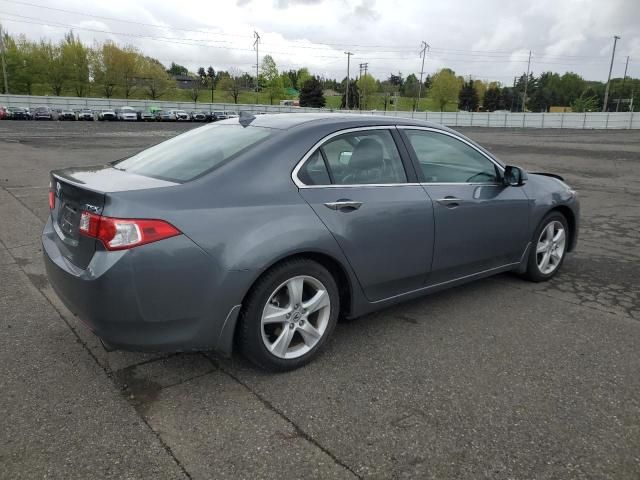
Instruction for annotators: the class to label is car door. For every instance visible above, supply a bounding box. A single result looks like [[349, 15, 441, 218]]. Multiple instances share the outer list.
[[399, 127, 530, 284], [295, 127, 435, 302]]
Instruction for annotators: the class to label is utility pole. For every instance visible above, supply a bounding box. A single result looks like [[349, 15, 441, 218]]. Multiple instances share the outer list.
[[603, 35, 620, 112], [522, 50, 532, 113], [416, 41, 429, 112], [253, 31, 260, 104], [616, 55, 630, 112], [511, 76, 517, 112], [344, 51, 353, 110], [0, 23, 9, 95]]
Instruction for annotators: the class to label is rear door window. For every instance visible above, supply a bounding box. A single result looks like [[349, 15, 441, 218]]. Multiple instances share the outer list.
[[297, 129, 407, 186], [114, 124, 272, 182]]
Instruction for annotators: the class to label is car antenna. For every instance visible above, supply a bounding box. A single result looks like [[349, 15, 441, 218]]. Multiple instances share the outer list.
[[239, 110, 256, 127]]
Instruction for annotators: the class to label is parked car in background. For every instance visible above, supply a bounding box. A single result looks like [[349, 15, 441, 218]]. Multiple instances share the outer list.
[[98, 109, 116, 121], [42, 114, 580, 371], [10, 107, 29, 120], [115, 106, 138, 121], [174, 110, 189, 121], [78, 109, 95, 121], [226, 111, 239, 119], [24, 107, 33, 120], [0, 106, 7, 120], [211, 111, 227, 121], [139, 110, 156, 122], [155, 110, 176, 122], [34, 106, 53, 120], [190, 111, 207, 122], [59, 110, 76, 121]]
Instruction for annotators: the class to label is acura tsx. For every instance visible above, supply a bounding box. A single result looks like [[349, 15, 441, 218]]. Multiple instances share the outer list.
[[43, 113, 579, 371]]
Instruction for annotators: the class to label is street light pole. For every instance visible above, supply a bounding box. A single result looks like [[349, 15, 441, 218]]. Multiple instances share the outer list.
[[603, 35, 620, 112]]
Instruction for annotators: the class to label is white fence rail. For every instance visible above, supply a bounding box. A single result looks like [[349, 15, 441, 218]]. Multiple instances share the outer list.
[[1, 94, 637, 129]]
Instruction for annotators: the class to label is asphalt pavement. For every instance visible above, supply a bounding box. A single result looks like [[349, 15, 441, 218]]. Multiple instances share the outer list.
[[0, 120, 638, 479]]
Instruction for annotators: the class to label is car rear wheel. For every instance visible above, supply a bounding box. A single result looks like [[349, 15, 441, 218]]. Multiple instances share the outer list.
[[238, 258, 339, 371], [523, 212, 569, 282]]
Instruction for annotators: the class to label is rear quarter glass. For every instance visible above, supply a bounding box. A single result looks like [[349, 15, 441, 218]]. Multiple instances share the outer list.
[[113, 124, 273, 183]]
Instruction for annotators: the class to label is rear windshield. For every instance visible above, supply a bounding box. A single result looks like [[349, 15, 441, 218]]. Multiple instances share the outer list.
[[113, 124, 273, 182]]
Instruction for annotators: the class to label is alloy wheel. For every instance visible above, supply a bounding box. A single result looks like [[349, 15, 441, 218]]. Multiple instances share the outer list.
[[536, 220, 566, 275], [261, 275, 331, 359]]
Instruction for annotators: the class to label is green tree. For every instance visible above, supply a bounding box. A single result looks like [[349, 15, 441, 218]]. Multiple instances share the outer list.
[[139, 56, 172, 100], [430, 69, 460, 111], [299, 76, 326, 108], [190, 77, 201, 103], [356, 73, 376, 109], [340, 79, 360, 109], [402, 73, 420, 110], [62, 31, 89, 97], [206, 66, 216, 103], [458, 80, 479, 111], [41, 40, 67, 96], [571, 90, 598, 112], [297, 67, 311, 89], [166, 62, 188, 76], [261, 55, 282, 104], [90, 41, 119, 98], [3, 34, 42, 94], [473, 79, 487, 106], [388, 72, 403, 89], [380, 80, 396, 111], [218, 68, 242, 103], [483, 85, 501, 111], [117, 46, 139, 99]]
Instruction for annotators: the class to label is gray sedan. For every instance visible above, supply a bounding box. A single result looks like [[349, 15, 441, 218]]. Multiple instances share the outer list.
[[43, 114, 579, 371]]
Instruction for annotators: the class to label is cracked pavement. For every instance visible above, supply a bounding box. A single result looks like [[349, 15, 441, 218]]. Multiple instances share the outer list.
[[1, 121, 639, 479]]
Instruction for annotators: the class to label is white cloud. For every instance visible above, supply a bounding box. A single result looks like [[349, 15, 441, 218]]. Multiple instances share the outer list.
[[1, 0, 637, 83]]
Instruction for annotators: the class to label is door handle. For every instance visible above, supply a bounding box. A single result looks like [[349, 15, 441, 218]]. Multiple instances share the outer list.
[[436, 196, 463, 208], [324, 200, 363, 211]]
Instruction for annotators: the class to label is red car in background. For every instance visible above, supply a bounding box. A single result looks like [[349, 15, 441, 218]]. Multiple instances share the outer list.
[[0, 106, 7, 119]]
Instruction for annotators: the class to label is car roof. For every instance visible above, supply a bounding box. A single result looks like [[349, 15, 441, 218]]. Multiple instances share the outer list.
[[224, 112, 447, 131]]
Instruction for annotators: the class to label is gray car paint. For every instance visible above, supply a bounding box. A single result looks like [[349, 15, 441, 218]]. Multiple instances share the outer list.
[[43, 114, 580, 355]]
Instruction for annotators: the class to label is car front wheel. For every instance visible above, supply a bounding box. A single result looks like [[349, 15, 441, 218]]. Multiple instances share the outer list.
[[523, 212, 569, 282], [238, 258, 339, 371]]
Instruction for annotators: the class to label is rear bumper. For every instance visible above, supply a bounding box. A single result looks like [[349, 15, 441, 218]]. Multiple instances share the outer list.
[[42, 217, 246, 354]]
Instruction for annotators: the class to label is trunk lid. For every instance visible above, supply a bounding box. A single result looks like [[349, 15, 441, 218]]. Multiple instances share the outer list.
[[50, 165, 178, 268]]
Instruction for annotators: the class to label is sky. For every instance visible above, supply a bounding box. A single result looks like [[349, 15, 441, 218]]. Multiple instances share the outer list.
[[0, 0, 638, 84]]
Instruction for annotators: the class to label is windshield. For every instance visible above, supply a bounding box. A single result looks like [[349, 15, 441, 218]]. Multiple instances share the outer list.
[[114, 124, 273, 182]]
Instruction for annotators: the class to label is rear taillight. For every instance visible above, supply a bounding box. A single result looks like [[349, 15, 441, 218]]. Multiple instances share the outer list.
[[48, 190, 55, 210], [79, 212, 180, 251]]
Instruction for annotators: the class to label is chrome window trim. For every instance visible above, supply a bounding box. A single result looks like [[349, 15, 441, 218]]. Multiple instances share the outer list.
[[420, 182, 501, 187], [396, 125, 506, 179], [292, 126, 408, 189]]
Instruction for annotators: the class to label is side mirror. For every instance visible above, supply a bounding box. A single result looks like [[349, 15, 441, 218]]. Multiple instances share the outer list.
[[503, 165, 528, 186]]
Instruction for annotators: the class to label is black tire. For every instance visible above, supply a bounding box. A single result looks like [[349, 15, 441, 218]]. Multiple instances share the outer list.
[[522, 211, 569, 282], [238, 258, 340, 371]]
